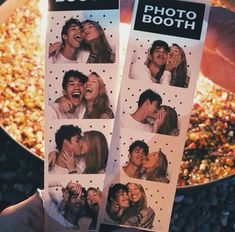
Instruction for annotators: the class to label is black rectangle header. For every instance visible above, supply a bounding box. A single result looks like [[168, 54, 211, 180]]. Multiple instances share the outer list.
[[134, 0, 205, 40], [48, 0, 119, 11]]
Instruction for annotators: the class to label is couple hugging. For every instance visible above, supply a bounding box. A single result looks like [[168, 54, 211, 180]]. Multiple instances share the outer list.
[[105, 182, 155, 229], [121, 89, 179, 136], [48, 125, 108, 174], [49, 17, 115, 64], [47, 181, 101, 230], [48, 69, 114, 119], [123, 140, 169, 184], [130, 40, 189, 88]]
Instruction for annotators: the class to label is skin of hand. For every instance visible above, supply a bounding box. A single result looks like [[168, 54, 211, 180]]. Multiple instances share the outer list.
[[110, 200, 120, 214], [61, 150, 77, 171], [201, 7, 235, 93], [49, 41, 62, 57], [0, 192, 44, 232], [165, 52, 180, 72], [67, 182, 82, 194], [59, 96, 74, 113], [153, 109, 167, 133]]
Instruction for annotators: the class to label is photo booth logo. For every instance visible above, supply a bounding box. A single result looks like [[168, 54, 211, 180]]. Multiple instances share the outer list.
[[143, 6, 197, 30], [134, 0, 205, 40]]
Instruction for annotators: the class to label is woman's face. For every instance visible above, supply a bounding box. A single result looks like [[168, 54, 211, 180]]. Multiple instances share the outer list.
[[80, 136, 89, 155], [83, 22, 100, 43], [127, 183, 142, 203], [142, 152, 160, 170], [152, 108, 167, 120], [84, 74, 100, 101], [170, 45, 181, 60]]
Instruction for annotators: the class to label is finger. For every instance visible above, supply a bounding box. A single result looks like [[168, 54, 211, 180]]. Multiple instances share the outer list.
[[68, 101, 74, 111], [63, 150, 70, 158]]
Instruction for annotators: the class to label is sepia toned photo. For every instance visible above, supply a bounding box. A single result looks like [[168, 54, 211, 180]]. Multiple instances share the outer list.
[[129, 40, 190, 88], [46, 180, 102, 231], [48, 124, 109, 174], [48, 17, 115, 64], [121, 89, 179, 136], [48, 70, 114, 119], [122, 140, 170, 184], [105, 182, 155, 230]]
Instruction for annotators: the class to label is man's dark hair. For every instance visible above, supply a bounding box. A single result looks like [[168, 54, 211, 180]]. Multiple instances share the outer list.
[[137, 89, 162, 108], [150, 40, 170, 54], [128, 140, 149, 155], [107, 184, 128, 204], [62, 70, 88, 90], [55, 125, 82, 152], [61, 18, 83, 45]]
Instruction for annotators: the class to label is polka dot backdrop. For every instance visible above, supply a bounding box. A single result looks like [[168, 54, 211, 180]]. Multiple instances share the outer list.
[[45, 65, 120, 114]]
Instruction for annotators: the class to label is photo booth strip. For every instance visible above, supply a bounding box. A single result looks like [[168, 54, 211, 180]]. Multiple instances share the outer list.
[[44, 0, 119, 231], [99, 0, 210, 231]]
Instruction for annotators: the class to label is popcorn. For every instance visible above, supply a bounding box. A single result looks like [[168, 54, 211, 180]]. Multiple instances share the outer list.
[[179, 77, 235, 186], [0, 0, 44, 158]]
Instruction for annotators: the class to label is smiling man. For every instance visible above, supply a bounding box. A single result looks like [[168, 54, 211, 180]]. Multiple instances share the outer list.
[[129, 40, 180, 85], [49, 17, 89, 63], [48, 70, 87, 119], [123, 140, 149, 179]]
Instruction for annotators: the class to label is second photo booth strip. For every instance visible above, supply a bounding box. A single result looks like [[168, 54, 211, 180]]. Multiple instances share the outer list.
[[44, 0, 119, 231], [99, 0, 210, 232]]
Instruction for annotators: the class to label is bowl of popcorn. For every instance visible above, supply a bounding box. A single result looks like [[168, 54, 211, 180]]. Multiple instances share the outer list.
[[0, 0, 234, 188]]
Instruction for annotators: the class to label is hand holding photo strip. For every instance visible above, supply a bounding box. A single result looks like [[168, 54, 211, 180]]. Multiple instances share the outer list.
[[99, 0, 210, 231], [44, 0, 119, 231]]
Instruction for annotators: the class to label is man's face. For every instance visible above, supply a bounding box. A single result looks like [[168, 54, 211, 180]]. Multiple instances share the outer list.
[[64, 76, 84, 107], [150, 46, 168, 66], [66, 134, 82, 156], [115, 189, 129, 209], [147, 100, 159, 117], [69, 190, 86, 214], [63, 23, 83, 49], [87, 189, 101, 212], [129, 146, 147, 167]]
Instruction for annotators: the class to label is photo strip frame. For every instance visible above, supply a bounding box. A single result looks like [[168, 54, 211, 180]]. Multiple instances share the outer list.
[[44, 0, 119, 231], [99, 0, 210, 231]]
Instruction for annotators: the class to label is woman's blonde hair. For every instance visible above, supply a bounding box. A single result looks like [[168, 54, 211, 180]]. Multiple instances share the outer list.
[[83, 130, 108, 174]]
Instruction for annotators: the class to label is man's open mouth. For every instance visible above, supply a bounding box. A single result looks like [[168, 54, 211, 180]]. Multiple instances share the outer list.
[[72, 92, 81, 98], [74, 34, 82, 41], [91, 201, 98, 207], [158, 56, 165, 61]]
